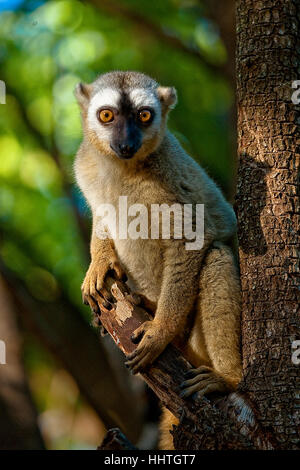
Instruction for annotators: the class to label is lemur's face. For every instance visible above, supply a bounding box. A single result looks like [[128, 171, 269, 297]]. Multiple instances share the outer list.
[[75, 72, 177, 161], [88, 87, 161, 160]]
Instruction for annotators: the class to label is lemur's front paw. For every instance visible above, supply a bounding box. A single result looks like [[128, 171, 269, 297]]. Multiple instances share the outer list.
[[125, 320, 168, 374], [81, 258, 126, 313], [179, 366, 230, 399]]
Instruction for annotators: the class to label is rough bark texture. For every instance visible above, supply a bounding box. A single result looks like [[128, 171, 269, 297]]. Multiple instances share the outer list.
[[236, 0, 300, 449]]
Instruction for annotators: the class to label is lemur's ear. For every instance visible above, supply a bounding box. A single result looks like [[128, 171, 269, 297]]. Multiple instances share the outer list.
[[74, 82, 93, 109], [157, 86, 177, 111]]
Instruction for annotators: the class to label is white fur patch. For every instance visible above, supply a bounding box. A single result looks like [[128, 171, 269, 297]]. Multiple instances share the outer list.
[[88, 88, 121, 141], [90, 88, 121, 109], [129, 88, 160, 111]]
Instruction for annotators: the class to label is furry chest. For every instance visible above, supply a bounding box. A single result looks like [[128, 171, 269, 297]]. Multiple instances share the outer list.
[[114, 237, 162, 303]]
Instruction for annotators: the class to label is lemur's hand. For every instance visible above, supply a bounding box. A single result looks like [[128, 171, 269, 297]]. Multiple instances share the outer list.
[[125, 320, 170, 374], [81, 257, 126, 313]]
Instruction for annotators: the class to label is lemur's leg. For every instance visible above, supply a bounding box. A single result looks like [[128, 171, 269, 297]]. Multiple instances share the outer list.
[[160, 244, 242, 448], [180, 243, 242, 398], [126, 238, 213, 374]]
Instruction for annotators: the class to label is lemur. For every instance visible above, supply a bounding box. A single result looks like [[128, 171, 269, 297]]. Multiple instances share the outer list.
[[74, 71, 242, 449]]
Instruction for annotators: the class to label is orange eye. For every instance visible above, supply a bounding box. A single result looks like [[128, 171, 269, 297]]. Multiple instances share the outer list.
[[98, 109, 114, 123], [139, 109, 152, 123]]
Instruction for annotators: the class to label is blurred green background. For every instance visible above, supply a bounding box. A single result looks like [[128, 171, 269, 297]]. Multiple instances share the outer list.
[[0, 0, 235, 450]]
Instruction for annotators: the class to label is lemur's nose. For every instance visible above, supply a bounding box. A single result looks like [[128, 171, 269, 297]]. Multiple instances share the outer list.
[[119, 143, 134, 155]]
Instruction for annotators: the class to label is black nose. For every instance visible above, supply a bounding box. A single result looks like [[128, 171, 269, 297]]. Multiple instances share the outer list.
[[119, 143, 135, 156]]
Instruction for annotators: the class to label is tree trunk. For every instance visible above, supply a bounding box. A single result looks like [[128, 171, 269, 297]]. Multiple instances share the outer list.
[[236, 0, 300, 449]]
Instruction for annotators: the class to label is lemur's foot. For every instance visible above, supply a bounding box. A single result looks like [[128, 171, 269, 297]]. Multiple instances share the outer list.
[[81, 258, 126, 313], [179, 366, 230, 399], [125, 320, 169, 375]]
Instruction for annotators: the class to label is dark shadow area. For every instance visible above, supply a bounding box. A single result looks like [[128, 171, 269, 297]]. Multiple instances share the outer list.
[[235, 153, 271, 256]]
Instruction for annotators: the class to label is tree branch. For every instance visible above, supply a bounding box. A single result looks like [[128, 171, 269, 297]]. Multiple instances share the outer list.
[[95, 272, 274, 450]]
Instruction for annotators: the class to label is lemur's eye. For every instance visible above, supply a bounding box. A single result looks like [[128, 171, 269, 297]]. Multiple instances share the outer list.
[[139, 109, 152, 123], [98, 109, 114, 123]]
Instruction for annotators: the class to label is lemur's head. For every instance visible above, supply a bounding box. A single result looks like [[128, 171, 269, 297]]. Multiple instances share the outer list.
[[75, 71, 177, 161]]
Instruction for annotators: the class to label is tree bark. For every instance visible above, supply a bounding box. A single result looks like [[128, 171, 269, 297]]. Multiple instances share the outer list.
[[236, 0, 300, 449]]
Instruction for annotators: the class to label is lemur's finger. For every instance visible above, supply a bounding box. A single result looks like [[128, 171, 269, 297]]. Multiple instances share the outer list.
[[126, 345, 146, 363], [130, 353, 152, 375], [181, 377, 224, 398], [180, 373, 211, 388], [180, 378, 215, 396], [82, 293, 89, 305], [93, 287, 112, 308], [96, 276, 105, 291], [98, 286, 113, 303], [184, 366, 211, 378], [195, 383, 222, 398], [126, 349, 137, 360], [113, 263, 127, 281], [97, 296, 112, 310], [86, 295, 100, 313], [127, 351, 151, 374], [180, 383, 201, 398]]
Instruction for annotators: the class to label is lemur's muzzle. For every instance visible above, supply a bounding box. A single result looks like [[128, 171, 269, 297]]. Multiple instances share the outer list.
[[110, 116, 142, 160], [111, 142, 139, 159]]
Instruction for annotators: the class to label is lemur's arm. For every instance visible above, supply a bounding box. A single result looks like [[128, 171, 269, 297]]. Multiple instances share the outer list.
[[126, 236, 213, 374], [81, 217, 125, 312]]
